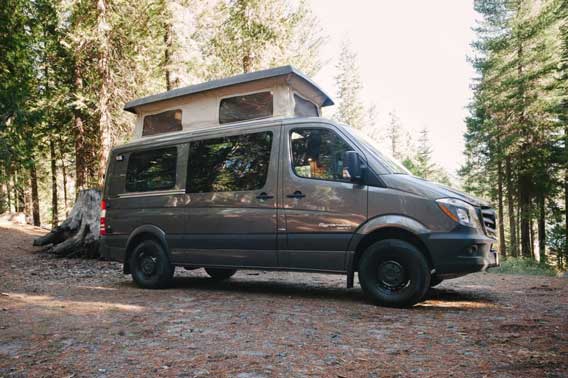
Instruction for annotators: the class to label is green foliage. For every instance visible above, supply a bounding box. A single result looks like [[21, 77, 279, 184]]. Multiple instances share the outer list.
[[461, 0, 566, 263], [490, 257, 559, 276], [200, 0, 324, 78], [0, 0, 326, 223]]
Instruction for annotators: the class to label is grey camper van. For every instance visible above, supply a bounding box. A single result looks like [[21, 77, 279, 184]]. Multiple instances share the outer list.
[[100, 66, 498, 307]]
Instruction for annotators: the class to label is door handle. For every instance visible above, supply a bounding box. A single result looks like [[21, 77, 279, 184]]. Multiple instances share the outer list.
[[256, 192, 274, 200], [286, 191, 306, 199]]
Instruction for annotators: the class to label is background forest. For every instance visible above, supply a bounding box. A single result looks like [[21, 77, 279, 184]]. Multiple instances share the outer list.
[[0, 0, 566, 269]]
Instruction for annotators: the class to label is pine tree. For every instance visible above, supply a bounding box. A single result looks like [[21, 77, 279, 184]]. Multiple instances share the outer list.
[[386, 111, 402, 160], [334, 41, 364, 130], [201, 0, 324, 78], [414, 127, 435, 179]]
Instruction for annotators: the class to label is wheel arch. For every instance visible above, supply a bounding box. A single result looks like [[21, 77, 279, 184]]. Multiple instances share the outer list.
[[346, 215, 433, 286], [123, 225, 170, 274]]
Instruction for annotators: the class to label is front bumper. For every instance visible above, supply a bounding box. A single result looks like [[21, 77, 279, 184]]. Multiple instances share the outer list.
[[422, 228, 499, 276]]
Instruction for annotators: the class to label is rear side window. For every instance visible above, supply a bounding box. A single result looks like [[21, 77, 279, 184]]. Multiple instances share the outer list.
[[294, 94, 319, 117], [219, 92, 273, 124], [187, 132, 272, 193], [142, 110, 182, 136], [290, 128, 354, 182], [126, 147, 177, 192]]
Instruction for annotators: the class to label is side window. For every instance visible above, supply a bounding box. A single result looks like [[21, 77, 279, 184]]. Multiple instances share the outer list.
[[290, 128, 354, 182], [219, 92, 273, 124], [142, 110, 182, 136], [294, 94, 319, 117], [187, 131, 272, 193], [125, 147, 177, 192]]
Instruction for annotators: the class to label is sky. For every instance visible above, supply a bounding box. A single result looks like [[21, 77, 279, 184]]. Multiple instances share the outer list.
[[308, 0, 477, 174]]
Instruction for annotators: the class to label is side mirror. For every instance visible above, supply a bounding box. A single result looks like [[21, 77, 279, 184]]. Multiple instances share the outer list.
[[343, 151, 364, 183]]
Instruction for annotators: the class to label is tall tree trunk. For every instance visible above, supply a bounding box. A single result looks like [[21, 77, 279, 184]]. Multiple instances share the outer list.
[[30, 162, 40, 226], [497, 157, 506, 257], [505, 156, 518, 257], [59, 144, 68, 215], [50, 141, 59, 227], [164, 20, 174, 91], [538, 194, 546, 262], [519, 175, 531, 258], [74, 63, 87, 191], [565, 124, 568, 269], [14, 168, 24, 213], [242, 51, 252, 73], [5, 166, 11, 212], [97, 0, 112, 188], [13, 172, 18, 213]]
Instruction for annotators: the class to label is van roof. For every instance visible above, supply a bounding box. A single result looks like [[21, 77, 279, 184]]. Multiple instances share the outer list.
[[123, 66, 334, 114], [113, 116, 333, 153]]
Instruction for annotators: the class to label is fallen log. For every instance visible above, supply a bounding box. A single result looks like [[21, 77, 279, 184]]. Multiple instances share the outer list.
[[33, 189, 101, 258]]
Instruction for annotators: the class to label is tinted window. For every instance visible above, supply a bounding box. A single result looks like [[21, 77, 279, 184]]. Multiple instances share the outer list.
[[187, 132, 272, 193], [290, 128, 354, 182], [219, 92, 273, 124], [294, 94, 319, 117], [143, 110, 182, 136], [126, 147, 177, 192]]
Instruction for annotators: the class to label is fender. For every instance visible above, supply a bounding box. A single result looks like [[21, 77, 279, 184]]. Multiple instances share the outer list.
[[345, 214, 430, 288], [123, 224, 171, 273]]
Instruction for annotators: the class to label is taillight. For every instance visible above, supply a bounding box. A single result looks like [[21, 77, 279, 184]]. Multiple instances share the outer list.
[[100, 199, 107, 236]]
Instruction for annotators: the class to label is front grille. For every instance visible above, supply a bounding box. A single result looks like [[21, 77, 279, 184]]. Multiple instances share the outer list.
[[480, 207, 497, 238]]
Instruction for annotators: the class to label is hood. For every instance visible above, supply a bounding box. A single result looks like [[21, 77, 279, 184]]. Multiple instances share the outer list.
[[381, 174, 491, 208]]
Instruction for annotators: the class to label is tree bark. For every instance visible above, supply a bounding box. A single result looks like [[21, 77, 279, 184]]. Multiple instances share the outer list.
[[14, 168, 25, 213], [505, 156, 518, 257], [519, 175, 531, 258], [497, 157, 506, 257], [59, 143, 68, 215], [164, 19, 176, 91], [97, 0, 112, 188], [50, 141, 59, 228], [74, 63, 87, 191], [33, 189, 101, 258], [30, 162, 40, 226], [4, 165, 11, 212], [538, 194, 546, 262]]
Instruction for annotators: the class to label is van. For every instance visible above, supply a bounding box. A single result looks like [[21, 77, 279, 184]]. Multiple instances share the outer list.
[[100, 116, 499, 307]]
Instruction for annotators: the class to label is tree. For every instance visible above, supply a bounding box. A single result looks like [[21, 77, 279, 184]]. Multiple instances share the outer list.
[[200, 0, 325, 78], [334, 41, 365, 129], [414, 127, 435, 179], [461, 0, 566, 263], [386, 111, 402, 160]]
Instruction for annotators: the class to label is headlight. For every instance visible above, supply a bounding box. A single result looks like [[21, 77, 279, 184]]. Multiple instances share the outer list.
[[436, 198, 482, 229]]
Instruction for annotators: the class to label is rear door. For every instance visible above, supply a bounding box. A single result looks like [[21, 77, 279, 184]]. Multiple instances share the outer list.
[[279, 123, 367, 272], [173, 125, 280, 267], [105, 144, 187, 245]]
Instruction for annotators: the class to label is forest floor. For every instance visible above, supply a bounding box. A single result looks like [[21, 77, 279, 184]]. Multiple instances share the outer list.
[[0, 221, 567, 378]]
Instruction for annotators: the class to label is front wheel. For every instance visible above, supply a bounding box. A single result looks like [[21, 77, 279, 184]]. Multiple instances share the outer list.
[[205, 268, 237, 280], [358, 239, 430, 307], [129, 240, 174, 289]]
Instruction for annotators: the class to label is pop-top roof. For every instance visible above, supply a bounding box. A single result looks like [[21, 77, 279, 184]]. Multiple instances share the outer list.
[[124, 65, 334, 113]]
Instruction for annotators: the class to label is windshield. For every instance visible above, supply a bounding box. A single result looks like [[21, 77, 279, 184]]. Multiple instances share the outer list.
[[342, 126, 411, 175]]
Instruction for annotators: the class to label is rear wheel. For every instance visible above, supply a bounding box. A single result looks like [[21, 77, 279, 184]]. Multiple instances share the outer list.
[[129, 240, 174, 289], [358, 239, 430, 307], [205, 268, 237, 280]]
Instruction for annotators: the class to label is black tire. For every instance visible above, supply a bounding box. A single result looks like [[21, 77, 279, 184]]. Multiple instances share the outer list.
[[205, 268, 237, 280], [129, 239, 174, 289], [358, 239, 430, 308], [430, 276, 444, 287]]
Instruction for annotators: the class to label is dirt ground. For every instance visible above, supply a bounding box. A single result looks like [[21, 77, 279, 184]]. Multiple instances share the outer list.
[[0, 222, 566, 378]]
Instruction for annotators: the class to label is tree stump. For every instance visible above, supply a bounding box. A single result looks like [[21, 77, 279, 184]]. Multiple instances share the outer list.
[[33, 189, 101, 258]]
